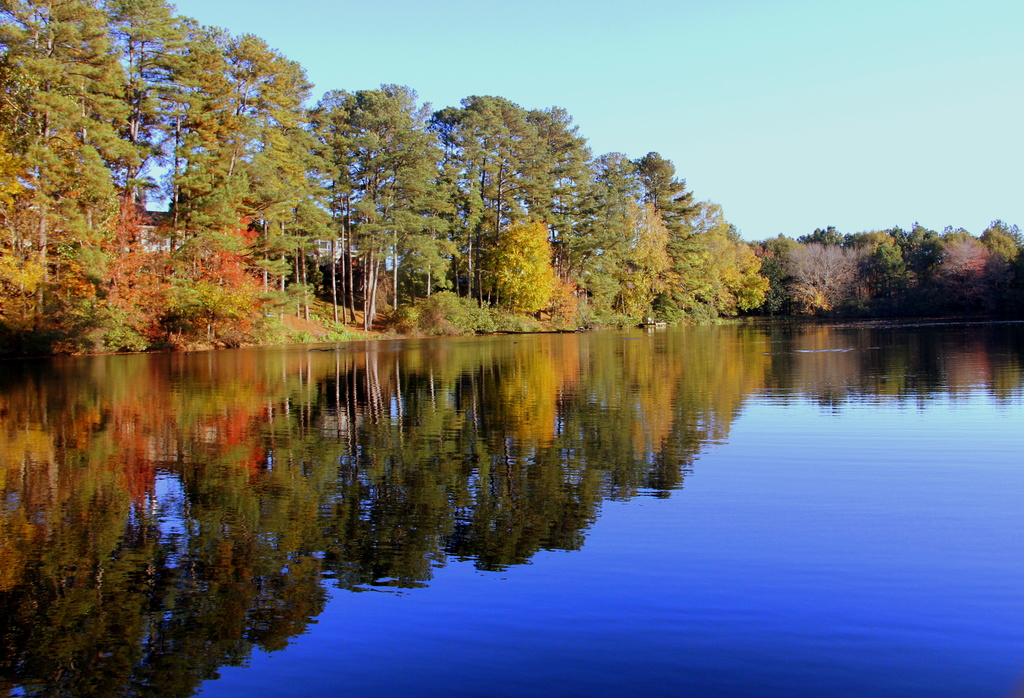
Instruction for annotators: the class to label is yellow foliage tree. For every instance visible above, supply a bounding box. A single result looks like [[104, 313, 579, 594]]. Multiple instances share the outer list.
[[678, 202, 768, 316], [0, 253, 46, 333], [705, 234, 769, 313], [491, 220, 557, 313], [617, 202, 670, 317], [0, 133, 25, 209]]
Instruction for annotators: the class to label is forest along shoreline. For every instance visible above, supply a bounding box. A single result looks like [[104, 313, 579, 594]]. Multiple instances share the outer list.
[[1, 3, 1021, 358]]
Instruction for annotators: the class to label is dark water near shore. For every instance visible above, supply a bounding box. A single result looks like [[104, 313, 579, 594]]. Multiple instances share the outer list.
[[1, 321, 1023, 697]]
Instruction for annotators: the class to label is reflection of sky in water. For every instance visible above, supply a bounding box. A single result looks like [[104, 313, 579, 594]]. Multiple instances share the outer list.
[[203, 384, 1024, 698], [154, 472, 190, 567]]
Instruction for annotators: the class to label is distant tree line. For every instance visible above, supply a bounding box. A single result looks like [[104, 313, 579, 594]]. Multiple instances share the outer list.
[[0, 0, 1019, 355], [752, 222, 1024, 317]]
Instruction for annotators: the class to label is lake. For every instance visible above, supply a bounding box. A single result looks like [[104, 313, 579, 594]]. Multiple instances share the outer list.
[[1, 320, 1022, 697]]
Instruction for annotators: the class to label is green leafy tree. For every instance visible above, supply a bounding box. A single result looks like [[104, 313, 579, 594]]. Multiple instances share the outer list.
[[635, 151, 696, 235], [853, 231, 908, 313], [899, 223, 945, 283], [167, 23, 246, 247], [313, 86, 440, 329], [798, 225, 846, 246], [0, 0, 129, 349], [753, 235, 799, 315], [573, 153, 639, 317], [981, 220, 1021, 263], [430, 96, 541, 302], [523, 107, 591, 278]]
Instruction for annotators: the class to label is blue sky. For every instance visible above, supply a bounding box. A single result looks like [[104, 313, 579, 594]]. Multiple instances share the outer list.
[[171, 0, 1023, 240]]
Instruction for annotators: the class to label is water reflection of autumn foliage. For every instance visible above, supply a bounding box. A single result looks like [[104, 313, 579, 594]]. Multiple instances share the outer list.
[[0, 323, 1021, 696]]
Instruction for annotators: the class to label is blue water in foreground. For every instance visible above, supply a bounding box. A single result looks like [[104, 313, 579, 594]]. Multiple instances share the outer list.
[[202, 362, 1024, 695], [2, 321, 1023, 697]]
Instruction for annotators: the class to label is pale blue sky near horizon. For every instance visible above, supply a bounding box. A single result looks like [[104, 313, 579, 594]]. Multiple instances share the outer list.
[[170, 0, 1022, 241]]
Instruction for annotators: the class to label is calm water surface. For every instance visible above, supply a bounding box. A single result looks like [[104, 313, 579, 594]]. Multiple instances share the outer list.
[[1, 321, 1023, 697]]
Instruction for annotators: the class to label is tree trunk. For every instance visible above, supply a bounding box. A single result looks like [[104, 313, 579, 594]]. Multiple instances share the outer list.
[[392, 235, 399, 308], [35, 205, 48, 323], [300, 243, 309, 321], [331, 238, 339, 323], [466, 235, 473, 300], [362, 251, 376, 331], [294, 247, 301, 315], [344, 197, 356, 324]]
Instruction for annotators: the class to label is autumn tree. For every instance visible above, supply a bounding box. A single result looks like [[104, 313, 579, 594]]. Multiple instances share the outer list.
[[616, 202, 670, 318], [163, 28, 315, 342], [693, 204, 768, 315], [936, 236, 1009, 311], [490, 220, 557, 313], [787, 243, 866, 313], [634, 152, 713, 317]]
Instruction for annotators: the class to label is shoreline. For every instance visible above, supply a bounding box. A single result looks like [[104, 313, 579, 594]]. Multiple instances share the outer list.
[[5, 314, 1022, 361]]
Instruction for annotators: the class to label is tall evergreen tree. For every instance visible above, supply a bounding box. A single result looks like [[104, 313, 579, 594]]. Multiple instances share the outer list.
[[635, 151, 696, 235], [105, 0, 184, 205], [313, 86, 441, 330], [0, 0, 127, 333], [168, 23, 245, 250], [430, 96, 539, 302], [523, 106, 591, 278], [573, 153, 640, 313]]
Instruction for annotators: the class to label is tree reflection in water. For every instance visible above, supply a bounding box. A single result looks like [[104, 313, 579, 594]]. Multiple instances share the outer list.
[[0, 322, 1020, 696]]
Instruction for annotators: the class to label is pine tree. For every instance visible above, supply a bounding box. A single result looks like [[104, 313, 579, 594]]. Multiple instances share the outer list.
[[574, 152, 640, 312], [430, 96, 539, 303], [523, 106, 591, 279], [635, 152, 696, 234], [0, 0, 127, 335], [313, 86, 440, 330], [168, 23, 244, 250], [105, 0, 185, 204]]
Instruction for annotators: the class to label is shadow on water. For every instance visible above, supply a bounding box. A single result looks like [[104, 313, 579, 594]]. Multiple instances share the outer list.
[[0, 322, 1022, 696]]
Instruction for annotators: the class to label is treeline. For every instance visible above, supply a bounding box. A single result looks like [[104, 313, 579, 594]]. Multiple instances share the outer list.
[[0, 0, 767, 355], [753, 222, 1024, 317], [1, 2, 1020, 356]]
